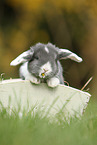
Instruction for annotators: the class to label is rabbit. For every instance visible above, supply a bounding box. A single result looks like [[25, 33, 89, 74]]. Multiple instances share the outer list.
[[10, 43, 82, 87]]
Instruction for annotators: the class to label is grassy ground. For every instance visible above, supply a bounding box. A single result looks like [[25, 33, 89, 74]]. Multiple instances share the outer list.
[[0, 99, 97, 145]]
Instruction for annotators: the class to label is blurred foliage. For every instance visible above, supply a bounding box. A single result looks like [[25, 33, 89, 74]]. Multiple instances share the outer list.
[[0, 0, 97, 96]]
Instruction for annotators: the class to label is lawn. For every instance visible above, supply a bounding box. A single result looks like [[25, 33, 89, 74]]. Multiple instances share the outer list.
[[0, 99, 97, 145]]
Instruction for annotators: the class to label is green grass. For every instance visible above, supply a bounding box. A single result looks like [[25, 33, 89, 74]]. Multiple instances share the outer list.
[[0, 99, 97, 145]]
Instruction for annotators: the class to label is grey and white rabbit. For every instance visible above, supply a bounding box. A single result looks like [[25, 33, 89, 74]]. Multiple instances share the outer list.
[[10, 43, 82, 87]]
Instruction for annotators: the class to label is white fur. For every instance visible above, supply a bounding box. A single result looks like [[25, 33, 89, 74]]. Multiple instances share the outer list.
[[20, 62, 40, 84], [59, 49, 83, 62], [10, 43, 83, 88], [47, 77, 60, 87], [39, 62, 52, 78], [10, 51, 34, 66], [44, 46, 49, 53], [67, 53, 83, 62]]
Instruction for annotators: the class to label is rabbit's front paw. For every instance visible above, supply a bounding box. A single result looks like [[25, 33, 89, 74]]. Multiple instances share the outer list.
[[30, 77, 40, 84], [47, 77, 60, 88], [25, 75, 40, 84]]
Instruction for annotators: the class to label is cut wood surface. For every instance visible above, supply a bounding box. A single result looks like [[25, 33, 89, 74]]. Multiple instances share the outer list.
[[0, 79, 91, 119]]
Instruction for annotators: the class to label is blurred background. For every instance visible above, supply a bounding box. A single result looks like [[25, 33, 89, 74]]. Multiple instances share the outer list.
[[0, 0, 97, 97]]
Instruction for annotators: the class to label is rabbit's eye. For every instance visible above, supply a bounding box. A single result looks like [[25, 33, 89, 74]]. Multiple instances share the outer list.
[[34, 56, 39, 60]]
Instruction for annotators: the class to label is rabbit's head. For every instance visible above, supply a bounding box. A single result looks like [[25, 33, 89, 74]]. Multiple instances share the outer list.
[[10, 43, 82, 79]]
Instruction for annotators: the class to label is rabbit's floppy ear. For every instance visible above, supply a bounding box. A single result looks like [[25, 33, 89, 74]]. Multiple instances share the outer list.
[[10, 50, 34, 66], [58, 49, 82, 62]]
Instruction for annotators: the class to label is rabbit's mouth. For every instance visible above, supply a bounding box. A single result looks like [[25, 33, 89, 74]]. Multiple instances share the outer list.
[[39, 68, 50, 79], [41, 73, 45, 78], [39, 72, 48, 79], [39, 71, 57, 79]]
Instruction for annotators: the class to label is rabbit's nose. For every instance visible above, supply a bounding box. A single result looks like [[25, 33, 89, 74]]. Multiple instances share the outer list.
[[43, 68, 48, 72]]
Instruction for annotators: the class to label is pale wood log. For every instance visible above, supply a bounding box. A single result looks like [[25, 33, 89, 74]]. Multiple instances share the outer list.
[[0, 79, 91, 120]]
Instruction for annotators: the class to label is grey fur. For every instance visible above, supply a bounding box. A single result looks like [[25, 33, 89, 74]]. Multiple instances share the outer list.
[[10, 43, 82, 87]]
